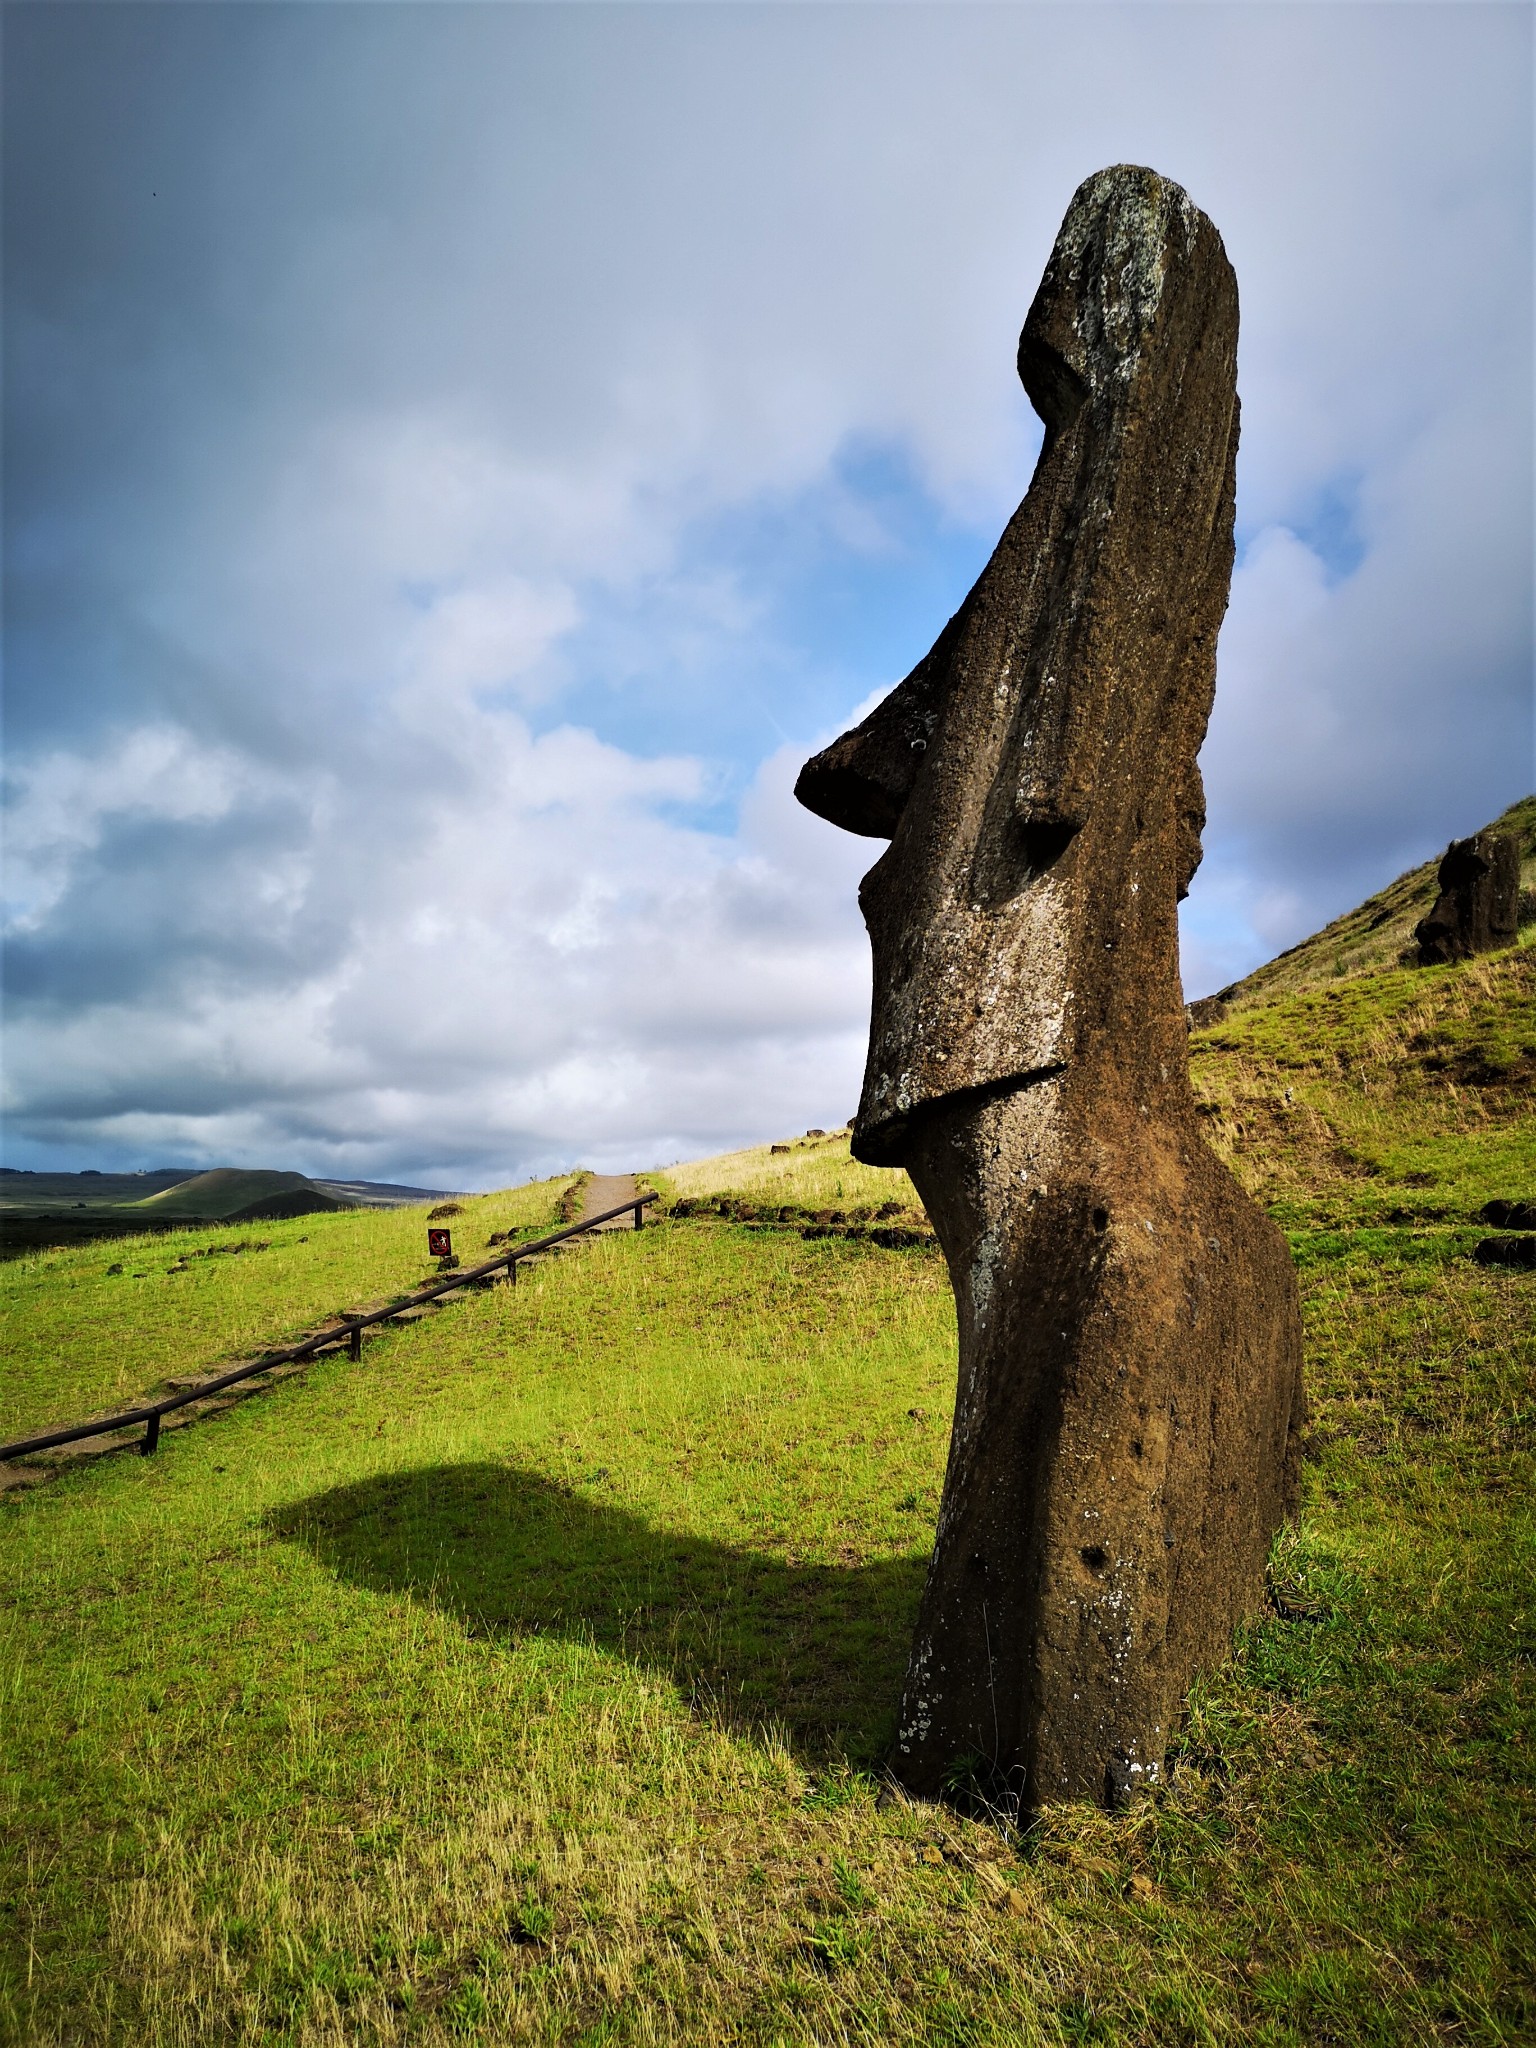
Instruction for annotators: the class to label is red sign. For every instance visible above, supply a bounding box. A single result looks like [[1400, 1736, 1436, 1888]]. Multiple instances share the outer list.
[[428, 1228, 452, 1258]]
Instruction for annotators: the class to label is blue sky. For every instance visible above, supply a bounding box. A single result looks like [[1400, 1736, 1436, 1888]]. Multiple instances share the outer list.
[[3, 3, 1531, 1186], [541, 442, 1001, 814]]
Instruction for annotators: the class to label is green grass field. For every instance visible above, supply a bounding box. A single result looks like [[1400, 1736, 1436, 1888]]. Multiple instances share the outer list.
[[0, 1181, 574, 1444], [1, 940, 1533, 2044]]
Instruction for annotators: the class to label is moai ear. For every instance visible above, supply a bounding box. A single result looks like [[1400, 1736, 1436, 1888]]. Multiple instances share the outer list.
[[793, 613, 960, 840]]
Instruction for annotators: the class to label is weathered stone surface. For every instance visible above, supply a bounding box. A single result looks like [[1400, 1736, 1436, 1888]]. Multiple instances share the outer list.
[[1185, 991, 1233, 1032], [1414, 831, 1520, 965], [796, 166, 1305, 1815]]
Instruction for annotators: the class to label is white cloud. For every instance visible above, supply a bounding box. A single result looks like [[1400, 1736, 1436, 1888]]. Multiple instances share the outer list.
[[400, 576, 579, 711], [2, 709, 873, 1179], [2, 726, 282, 931]]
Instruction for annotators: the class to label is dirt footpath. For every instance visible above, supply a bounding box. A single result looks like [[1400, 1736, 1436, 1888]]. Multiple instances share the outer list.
[[579, 1174, 641, 1229]]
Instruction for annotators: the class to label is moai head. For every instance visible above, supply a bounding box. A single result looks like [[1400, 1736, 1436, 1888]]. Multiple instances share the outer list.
[[1415, 830, 1521, 965], [796, 167, 1240, 1164]]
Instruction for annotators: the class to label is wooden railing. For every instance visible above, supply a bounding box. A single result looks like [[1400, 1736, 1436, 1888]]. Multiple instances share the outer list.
[[0, 1194, 655, 1465]]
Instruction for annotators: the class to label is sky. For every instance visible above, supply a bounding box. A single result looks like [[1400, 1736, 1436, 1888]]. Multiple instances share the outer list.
[[3, 2, 1532, 1189]]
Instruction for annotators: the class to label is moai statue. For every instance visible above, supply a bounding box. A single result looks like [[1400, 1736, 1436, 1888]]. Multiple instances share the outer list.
[[797, 167, 1305, 1814], [1414, 831, 1520, 965]]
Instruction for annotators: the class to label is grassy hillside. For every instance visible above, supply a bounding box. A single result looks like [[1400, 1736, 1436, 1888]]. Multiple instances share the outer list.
[[129, 1169, 334, 1218], [662, 1130, 924, 1224], [1, 935, 1532, 2042], [0, 1180, 572, 1444], [655, 932, 1534, 1245], [1190, 938, 1534, 1232], [0, 1170, 468, 1258], [1210, 794, 1536, 1006]]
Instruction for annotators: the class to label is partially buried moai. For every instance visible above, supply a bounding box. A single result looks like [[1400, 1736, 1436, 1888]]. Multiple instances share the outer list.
[[796, 166, 1305, 1814], [1414, 830, 1520, 965]]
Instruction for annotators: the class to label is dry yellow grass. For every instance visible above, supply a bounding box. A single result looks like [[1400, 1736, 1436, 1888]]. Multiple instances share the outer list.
[[658, 1132, 922, 1219]]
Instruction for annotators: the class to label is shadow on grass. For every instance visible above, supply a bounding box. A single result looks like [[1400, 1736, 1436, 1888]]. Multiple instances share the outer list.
[[269, 1462, 926, 1763]]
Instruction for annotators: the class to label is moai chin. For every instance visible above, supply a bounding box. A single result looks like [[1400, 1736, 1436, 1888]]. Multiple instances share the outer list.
[[796, 166, 1305, 1815]]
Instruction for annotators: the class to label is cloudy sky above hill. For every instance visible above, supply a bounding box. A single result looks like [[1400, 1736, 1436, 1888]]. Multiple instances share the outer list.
[[3, 2, 1531, 1187]]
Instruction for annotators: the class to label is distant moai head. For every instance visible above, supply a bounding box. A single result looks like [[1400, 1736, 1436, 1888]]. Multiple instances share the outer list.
[[1414, 830, 1520, 965], [797, 167, 1241, 1164]]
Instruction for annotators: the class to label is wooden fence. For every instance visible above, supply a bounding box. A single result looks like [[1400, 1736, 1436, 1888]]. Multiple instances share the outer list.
[[0, 1194, 655, 1465]]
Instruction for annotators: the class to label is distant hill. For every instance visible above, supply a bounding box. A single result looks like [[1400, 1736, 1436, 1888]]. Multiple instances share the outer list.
[[129, 1169, 465, 1222], [0, 1165, 466, 1253], [311, 1178, 466, 1211], [0, 1167, 199, 1208], [1199, 795, 1535, 1014], [131, 1169, 353, 1222]]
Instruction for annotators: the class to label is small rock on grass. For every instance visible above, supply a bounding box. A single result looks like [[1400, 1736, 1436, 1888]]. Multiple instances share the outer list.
[[1474, 1235, 1536, 1269]]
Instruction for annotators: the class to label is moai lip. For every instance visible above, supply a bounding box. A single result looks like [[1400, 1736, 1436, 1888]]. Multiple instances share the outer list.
[[796, 165, 1306, 1816]]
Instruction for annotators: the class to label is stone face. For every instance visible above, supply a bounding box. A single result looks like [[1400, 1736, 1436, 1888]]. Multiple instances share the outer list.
[[1414, 832, 1520, 965], [796, 166, 1305, 1815]]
